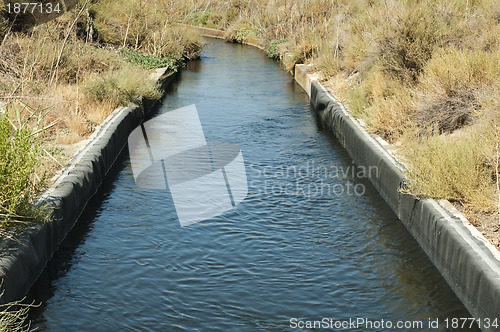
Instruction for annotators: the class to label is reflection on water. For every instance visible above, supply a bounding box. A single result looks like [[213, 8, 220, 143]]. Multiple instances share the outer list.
[[27, 39, 476, 331]]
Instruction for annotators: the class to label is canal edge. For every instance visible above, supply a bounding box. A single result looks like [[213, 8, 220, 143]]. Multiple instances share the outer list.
[[191, 25, 500, 330], [290, 36, 500, 331], [301, 64, 500, 330], [0, 68, 176, 305]]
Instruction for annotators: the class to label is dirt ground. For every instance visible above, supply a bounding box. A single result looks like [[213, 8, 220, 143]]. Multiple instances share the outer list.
[[457, 204, 500, 249]]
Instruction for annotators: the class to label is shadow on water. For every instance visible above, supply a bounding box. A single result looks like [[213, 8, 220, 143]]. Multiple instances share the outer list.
[[24, 147, 130, 319]]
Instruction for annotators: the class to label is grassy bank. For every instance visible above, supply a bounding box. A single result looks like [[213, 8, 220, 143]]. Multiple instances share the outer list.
[[0, 1, 201, 233], [0, 0, 200, 144], [180, 0, 500, 228]]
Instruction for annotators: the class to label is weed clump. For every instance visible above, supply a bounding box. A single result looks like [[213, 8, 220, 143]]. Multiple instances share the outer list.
[[184, 11, 222, 28], [268, 39, 288, 60], [84, 65, 161, 106], [0, 104, 49, 227], [402, 128, 497, 214], [226, 23, 260, 44], [121, 49, 179, 70]]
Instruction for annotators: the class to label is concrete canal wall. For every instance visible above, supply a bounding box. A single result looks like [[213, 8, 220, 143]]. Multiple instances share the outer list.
[[0, 68, 175, 304], [296, 65, 500, 331]]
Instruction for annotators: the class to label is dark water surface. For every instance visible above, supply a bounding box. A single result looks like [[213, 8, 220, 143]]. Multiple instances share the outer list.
[[27, 39, 476, 331]]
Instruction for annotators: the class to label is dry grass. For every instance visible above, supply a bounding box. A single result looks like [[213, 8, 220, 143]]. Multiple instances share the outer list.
[[0, 1, 202, 182], [178, 0, 500, 216], [402, 125, 498, 215], [0, 1, 201, 136], [0, 290, 36, 332]]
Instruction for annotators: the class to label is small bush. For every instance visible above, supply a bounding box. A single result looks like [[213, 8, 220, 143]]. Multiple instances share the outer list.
[[283, 40, 314, 71], [121, 49, 178, 70], [315, 42, 342, 78], [268, 39, 288, 60], [227, 22, 260, 44], [0, 104, 46, 225], [413, 47, 500, 134], [84, 65, 161, 107], [235, 28, 251, 42], [419, 47, 500, 98], [378, 1, 446, 82], [402, 129, 496, 213], [184, 11, 221, 28], [76, 46, 124, 75], [365, 92, 414, 141]]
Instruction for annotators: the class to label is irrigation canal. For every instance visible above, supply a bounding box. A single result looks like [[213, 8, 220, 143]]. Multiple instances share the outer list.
[[26, 39, 477, 331]]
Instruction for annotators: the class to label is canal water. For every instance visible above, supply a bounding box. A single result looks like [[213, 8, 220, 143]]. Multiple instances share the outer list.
[[27, 39, 476, 331]]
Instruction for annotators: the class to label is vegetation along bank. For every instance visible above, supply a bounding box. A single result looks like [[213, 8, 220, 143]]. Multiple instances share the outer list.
[[180, 0, 500, 247]]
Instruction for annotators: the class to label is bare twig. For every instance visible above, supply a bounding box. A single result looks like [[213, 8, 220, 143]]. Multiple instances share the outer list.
[[123, 9, 133, 48], [49, 0, 90, 86], [43, 148, 64, 167], [8, 77, 29, 98], [496, 142, 500, 224]]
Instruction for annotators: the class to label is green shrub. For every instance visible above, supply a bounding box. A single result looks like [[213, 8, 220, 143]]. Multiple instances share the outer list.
[[0, 104, 46, 225], [234, 28, 251, 42], [378, 0, 449, 82], [184, 11, 221, 28], [268, 39, 288, 60], [346, 85, 369, 118], [84, 65, 161, 106], [227, 23, 261, 44], [121, 49, 179, 71]]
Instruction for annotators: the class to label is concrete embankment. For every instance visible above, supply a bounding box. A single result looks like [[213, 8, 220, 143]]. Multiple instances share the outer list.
[[0, 68, 175, 304], [192, 25, 500, 330], [300, 66, 500, 331]]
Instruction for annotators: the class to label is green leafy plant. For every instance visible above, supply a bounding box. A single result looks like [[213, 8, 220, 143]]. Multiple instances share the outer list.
[[0, 103, 52, 226], [183, 11, 221, 28], [234, 28, 251, 43], [121, 48, 179, 71], [268, 39, 288, 60]]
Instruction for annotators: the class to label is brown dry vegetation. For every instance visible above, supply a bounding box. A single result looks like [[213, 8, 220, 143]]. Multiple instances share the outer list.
[[0, 0, 201, 188], [178, 0, 500, 241]]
